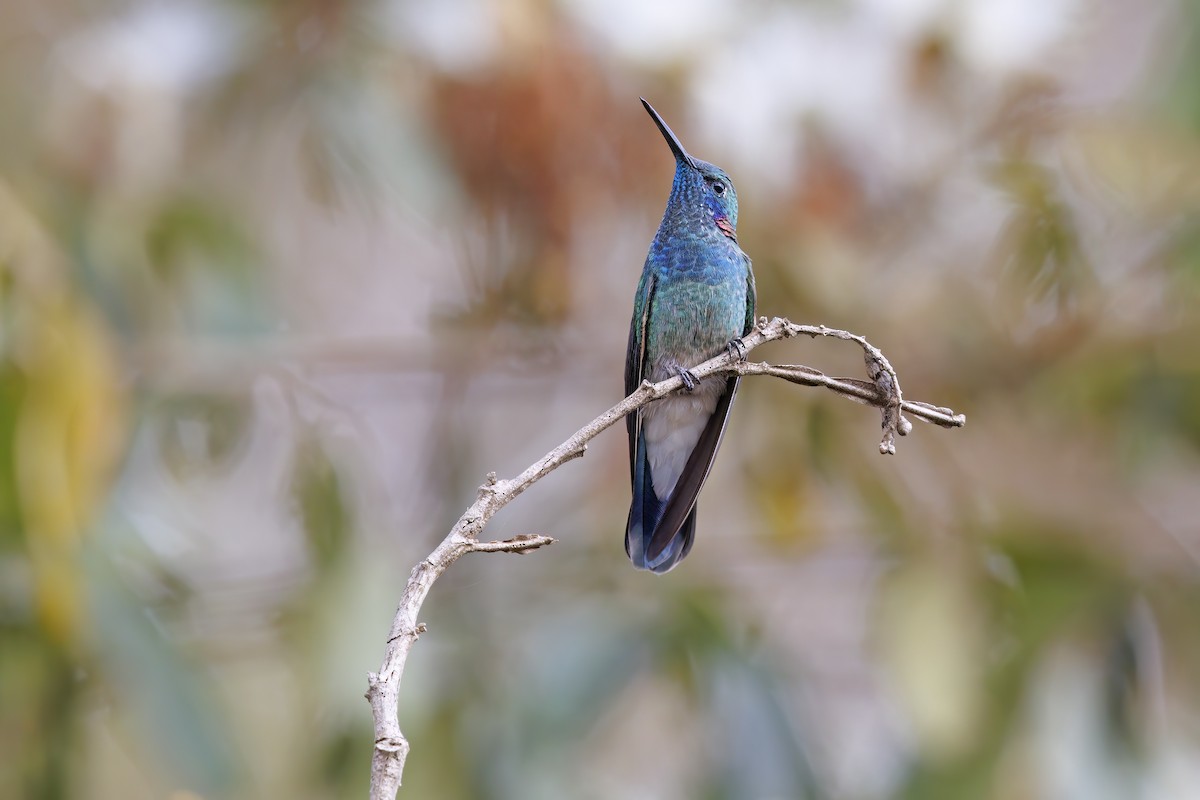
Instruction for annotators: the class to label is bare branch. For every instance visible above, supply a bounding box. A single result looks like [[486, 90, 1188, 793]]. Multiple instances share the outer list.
[[366, 316, 965, 799]]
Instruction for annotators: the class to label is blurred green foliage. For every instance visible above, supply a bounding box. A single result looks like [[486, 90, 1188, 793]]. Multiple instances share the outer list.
[[2, 1, 1200, 799]]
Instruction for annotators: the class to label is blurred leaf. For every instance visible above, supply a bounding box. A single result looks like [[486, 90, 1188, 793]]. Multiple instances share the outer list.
[[290, 435, 353, 569], [1161, 1, 1200, 131], [651, 590, 742, 693], [1172, 221, 1200, 282], [403, 703, 475, 800], [87, 537, 242, 796], [0, 176, 127, 800], [317, 724, 373, 797], [1027, 332, 1200, 457], [157, 393, 252, 480], [1100, 602, 1157, 757], [990, 160, 1096, 315], [143, 195, 267, 336], [703, 657, 822, 800], [991, 521, 1128, 659], [15, 302, 124, 645], [0, 364, 23, 544], [145, 197, 253, 281], [0, 630, 77, 799]]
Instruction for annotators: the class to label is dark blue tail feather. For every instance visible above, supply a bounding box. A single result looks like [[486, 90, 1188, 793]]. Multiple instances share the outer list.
[[625, 430, 696, 573]]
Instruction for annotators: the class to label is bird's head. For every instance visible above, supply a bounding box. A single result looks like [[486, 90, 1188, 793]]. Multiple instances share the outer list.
[[641, 98, 739, 241]]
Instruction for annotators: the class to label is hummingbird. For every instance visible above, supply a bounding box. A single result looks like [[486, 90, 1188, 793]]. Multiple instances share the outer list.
[[625, 98, 756, 573]]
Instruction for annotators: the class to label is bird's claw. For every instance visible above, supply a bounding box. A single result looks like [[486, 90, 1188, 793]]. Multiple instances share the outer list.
[[676, 367, 698, 393], [726, 338, 748, 361]]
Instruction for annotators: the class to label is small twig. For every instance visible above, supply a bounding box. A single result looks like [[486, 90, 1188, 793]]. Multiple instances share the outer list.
[[473, 534, 557, 553], [366, 316, 964, 799], [738, 363, 963, 429]]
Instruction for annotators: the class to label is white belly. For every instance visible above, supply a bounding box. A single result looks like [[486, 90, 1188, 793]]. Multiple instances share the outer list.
[[641, 376, 724, 498]]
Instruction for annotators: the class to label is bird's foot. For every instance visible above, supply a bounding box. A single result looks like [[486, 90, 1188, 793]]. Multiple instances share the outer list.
[[675, 366, 698, 393], [726, 337, 748, 361]]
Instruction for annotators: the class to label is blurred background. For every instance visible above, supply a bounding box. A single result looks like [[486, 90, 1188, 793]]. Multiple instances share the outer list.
[[3, 0, 1200, 798]]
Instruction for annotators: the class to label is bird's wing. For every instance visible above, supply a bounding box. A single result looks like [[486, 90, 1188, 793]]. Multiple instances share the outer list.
[[744, 255, 757, 333], [625, 269, 656, 476]]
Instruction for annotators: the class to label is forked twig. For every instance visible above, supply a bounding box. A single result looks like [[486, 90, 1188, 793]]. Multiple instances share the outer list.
[[366, 316, 965, 798]]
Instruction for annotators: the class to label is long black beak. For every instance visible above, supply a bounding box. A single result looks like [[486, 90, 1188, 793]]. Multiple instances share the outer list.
[[641, 98, 696, 170]]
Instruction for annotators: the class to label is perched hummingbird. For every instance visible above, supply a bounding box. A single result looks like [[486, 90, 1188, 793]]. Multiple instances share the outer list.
[[625, 98, 756, 573]]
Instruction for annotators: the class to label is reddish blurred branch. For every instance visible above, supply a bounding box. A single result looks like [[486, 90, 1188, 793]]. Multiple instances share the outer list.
[[366, 315, 965, 799]]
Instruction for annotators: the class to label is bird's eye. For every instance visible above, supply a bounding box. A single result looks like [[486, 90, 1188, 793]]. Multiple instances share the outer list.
[[711, 181, 726, 196]]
